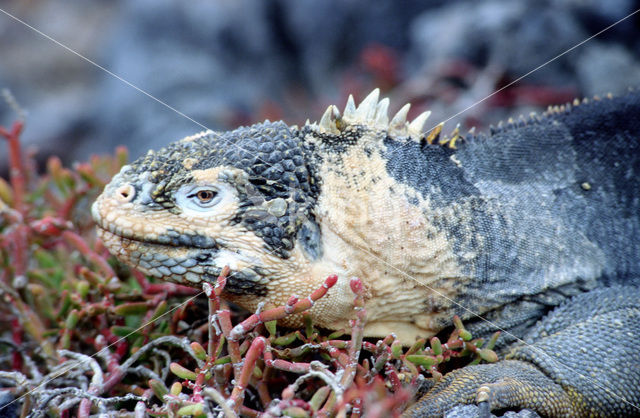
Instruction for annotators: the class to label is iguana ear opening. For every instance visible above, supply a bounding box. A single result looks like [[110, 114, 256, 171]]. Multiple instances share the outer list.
[[297, 218, 323, 261]]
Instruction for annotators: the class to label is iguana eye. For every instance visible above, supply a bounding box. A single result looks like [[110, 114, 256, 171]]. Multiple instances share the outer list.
[[193, 189, 217, 204], [187, 188, 220, 208], [175, 181, 236, 216], [175, 185, 223, 212]]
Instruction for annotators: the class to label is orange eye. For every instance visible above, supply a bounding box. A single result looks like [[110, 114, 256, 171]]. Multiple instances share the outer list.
[[196, 190, 217, 203]]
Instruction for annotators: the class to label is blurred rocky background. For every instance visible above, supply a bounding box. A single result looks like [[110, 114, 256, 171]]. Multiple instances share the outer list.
[[1, 0, 640, 173]]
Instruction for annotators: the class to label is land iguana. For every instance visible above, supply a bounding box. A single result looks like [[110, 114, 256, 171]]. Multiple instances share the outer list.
[[92, 89, 640, 416]]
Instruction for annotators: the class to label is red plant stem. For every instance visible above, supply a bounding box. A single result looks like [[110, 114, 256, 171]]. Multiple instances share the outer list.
[[58, 184, 91, 220], [262, 343, 273, 362], [77, 335, 126, 418], [11, 318, 22, 371], [132, 269, 198, 296], [98, 350, 126, 394], [190, 373, 205, 403], [0, 202, 28, 282], [350, 397, 363, 418], [139, 293, 166, 344], [145, 282, 199, 296], [341, 279, 366, 388], [217, 310, 242, 377], [229, 275, 338, 341], [275, 399, 314, 415], [361, 341, 379, 352], [63, 230, 116, 279], [323, 345, 350, 368], [206, 267, 229, 358], [0, 121, 30, 290], [317, 391, 337, 416], [229, 336, 265, 412], [240, 406, 261, 417], [0, 121, 25, 214], [29, 216, 73, 237], [385, 363, 402, 393], [214, 266, 229, 298], [335, 278, 366, 413], [206, 287, 217, 358], [9, 224, 29, 285], [255, 378, 272, 408], [132, 269, 149, 289], [266, 358, 311, 373], [78, 399, 91, 418], [323, 340, 349, 349]]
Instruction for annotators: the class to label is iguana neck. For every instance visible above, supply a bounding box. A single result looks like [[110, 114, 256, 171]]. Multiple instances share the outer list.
[[305, 126, 465, 340]]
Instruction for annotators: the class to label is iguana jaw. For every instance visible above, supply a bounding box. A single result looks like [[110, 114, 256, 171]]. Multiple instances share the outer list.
[[94, 205, 358, 332]]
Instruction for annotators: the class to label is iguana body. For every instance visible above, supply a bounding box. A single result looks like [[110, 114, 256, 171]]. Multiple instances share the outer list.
[[92, 89, 640, 416]]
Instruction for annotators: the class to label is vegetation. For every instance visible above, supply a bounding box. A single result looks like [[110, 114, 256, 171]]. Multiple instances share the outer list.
[[0, 111, 498, 417]]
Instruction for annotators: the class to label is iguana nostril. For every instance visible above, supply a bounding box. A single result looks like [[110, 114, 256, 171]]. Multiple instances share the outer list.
[[115, 184, 135, 203]]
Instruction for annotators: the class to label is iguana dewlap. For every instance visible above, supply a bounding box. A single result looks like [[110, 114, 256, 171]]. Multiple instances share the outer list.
[[93, 89, 640, 416]]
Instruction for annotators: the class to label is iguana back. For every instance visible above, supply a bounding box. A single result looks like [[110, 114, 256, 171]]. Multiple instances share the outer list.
[[385, 92, 640, 338]]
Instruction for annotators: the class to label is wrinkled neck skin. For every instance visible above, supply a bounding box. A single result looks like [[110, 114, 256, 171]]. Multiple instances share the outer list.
[[296, 127, 465, 342]]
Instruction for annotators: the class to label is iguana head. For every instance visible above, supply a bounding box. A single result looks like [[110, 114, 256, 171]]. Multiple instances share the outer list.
[[92, 120, 326, 294], [93, 90, 460, 339]]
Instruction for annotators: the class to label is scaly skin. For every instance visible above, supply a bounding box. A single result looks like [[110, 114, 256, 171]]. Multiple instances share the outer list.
[[406, 287, 640, 416], [93, 89, 640, 416]]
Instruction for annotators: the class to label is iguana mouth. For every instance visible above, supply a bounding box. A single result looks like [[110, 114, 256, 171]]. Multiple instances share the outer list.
[[96, 220, 219, 249], [96, 227, 220, 281], [98, 227, 268, 295], [92, 199, 219, 249]]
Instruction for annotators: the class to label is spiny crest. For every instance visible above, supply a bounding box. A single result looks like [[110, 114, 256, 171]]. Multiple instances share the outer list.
[[307, 88, 439, 142], [488, 92, 618, 135], [544, 92, 613, 116]]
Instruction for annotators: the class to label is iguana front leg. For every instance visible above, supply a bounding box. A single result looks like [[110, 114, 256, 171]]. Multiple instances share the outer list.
[[406, 360, 573, 416], [406, 287, 640, 417]]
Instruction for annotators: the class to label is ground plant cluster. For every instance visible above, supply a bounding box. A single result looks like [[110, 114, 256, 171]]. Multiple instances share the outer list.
[[0, 109, 498, 417]]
